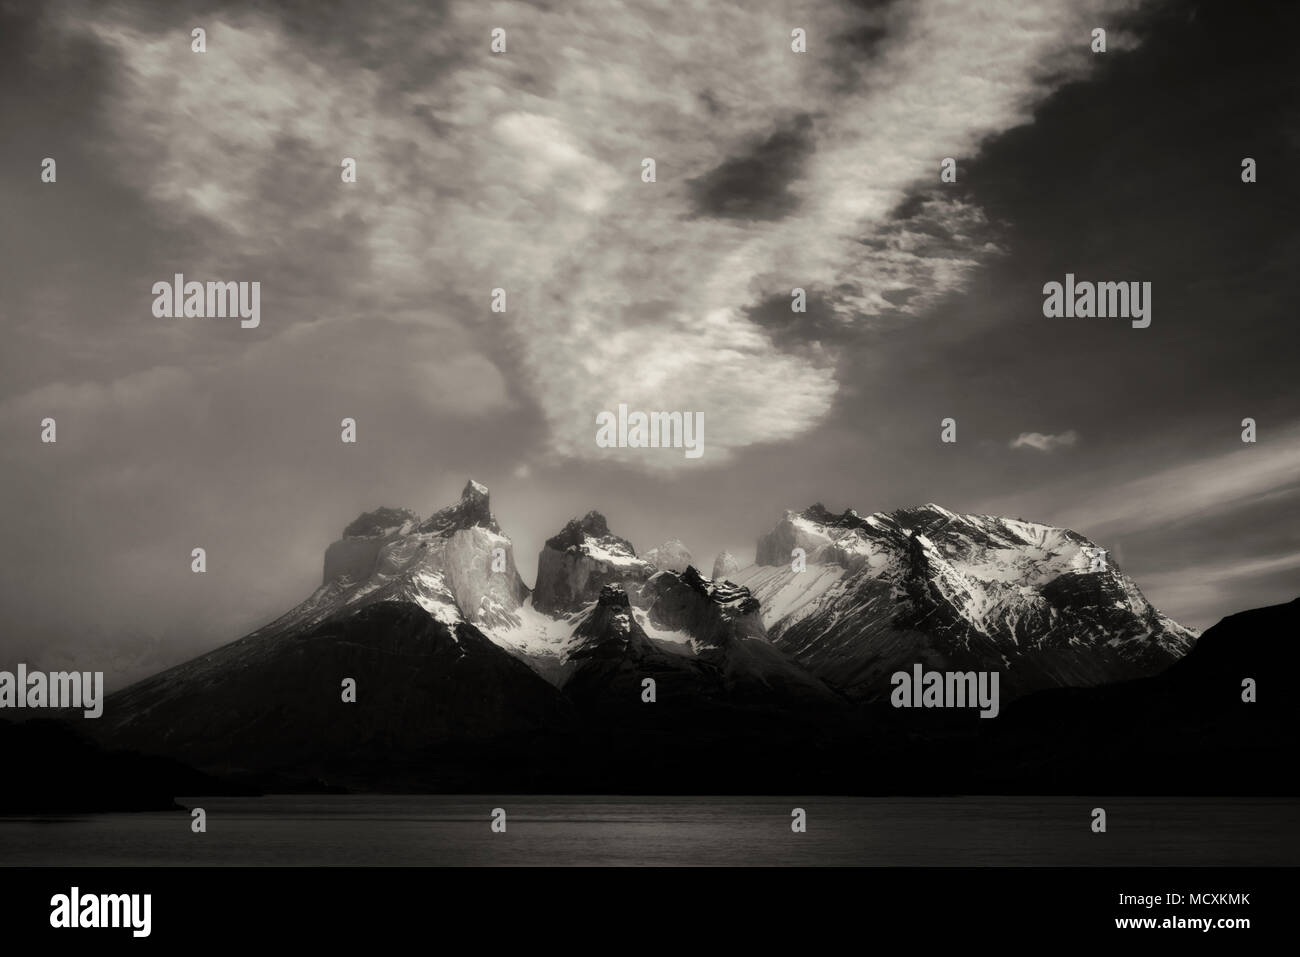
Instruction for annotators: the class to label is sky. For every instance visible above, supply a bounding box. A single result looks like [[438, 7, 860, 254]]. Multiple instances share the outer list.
[[1, 0, 1297, 688]]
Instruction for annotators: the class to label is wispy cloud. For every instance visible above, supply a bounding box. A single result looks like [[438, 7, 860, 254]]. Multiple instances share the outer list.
[[79, 0, 1146, 467], [1011, 430, 1079, 452], [1060, 437, 1300, 539], [980, 423, 1300, 542], [1136, 550, 1300, 631]]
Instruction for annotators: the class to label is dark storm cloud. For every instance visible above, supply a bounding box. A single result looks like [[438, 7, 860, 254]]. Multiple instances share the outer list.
[[686, 114, 815, 221]]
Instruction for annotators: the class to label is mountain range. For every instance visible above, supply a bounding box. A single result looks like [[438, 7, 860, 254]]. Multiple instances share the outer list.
[[83, 480, 1295, 794]]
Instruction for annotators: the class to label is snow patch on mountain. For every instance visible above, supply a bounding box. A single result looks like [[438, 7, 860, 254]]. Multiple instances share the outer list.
[[532, 511, 655, 614], [743, 501, 1196, 700], [254, 480, 529, 653], [481, 596, 588, 684], [732, 563, 850, 633], [631, 607, 697, 656], [238, 487, 1198, 707]]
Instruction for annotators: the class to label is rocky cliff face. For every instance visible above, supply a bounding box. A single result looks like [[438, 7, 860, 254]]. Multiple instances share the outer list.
[[563, 578, 839, 715], [561, 583, 713, 714], [170, 490, 1199, 707], [755, 503, 875, 570], [736, 502, 1196, 701], [531, 511, 655, 615], [416, 479, 494, 534], [568, 583, 665, 664], [637, 567, 841, 707], [95, 484, 1214, 792], [639, 566, 765, 651], [274, 479, 529, 638], [322, 507, 418, 585]]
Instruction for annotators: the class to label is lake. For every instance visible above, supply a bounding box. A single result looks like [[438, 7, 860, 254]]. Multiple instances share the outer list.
[[2, 796, 1296, 866]]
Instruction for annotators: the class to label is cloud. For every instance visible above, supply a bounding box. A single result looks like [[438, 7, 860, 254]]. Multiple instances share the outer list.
[[76, 0, 1148, 467], [0, 365, 188, 421], [1064, 438, 1300, 539], [971, 422, 1300, 628], [980, 423, 1300, 542], [1134, 549, 1300, 632], [1011, 430, 1080, 452]]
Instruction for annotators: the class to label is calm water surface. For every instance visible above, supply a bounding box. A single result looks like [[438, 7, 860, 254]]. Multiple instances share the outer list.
[[2, 796, 1297, 866]]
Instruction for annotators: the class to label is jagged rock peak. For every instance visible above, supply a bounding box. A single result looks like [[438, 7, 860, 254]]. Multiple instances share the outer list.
[[546, 510, 620, 551], [892, 502, 963, 524], [342, 507, 418, 539], [675, 565, 759, 614], [799, 502, 871, 531], [318, 479, 526, 624], [598, 583, 630, 607], [578, 509, 610, 537], [533, 512, 652, 615], [679, 565, 708, 591], [417, 478, 498, 535]]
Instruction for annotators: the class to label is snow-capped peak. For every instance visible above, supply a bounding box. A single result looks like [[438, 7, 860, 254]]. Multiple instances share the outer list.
[[268, 481, 531, 651], [740, 498, 1197, 701], [532, 511, 655, 615]]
